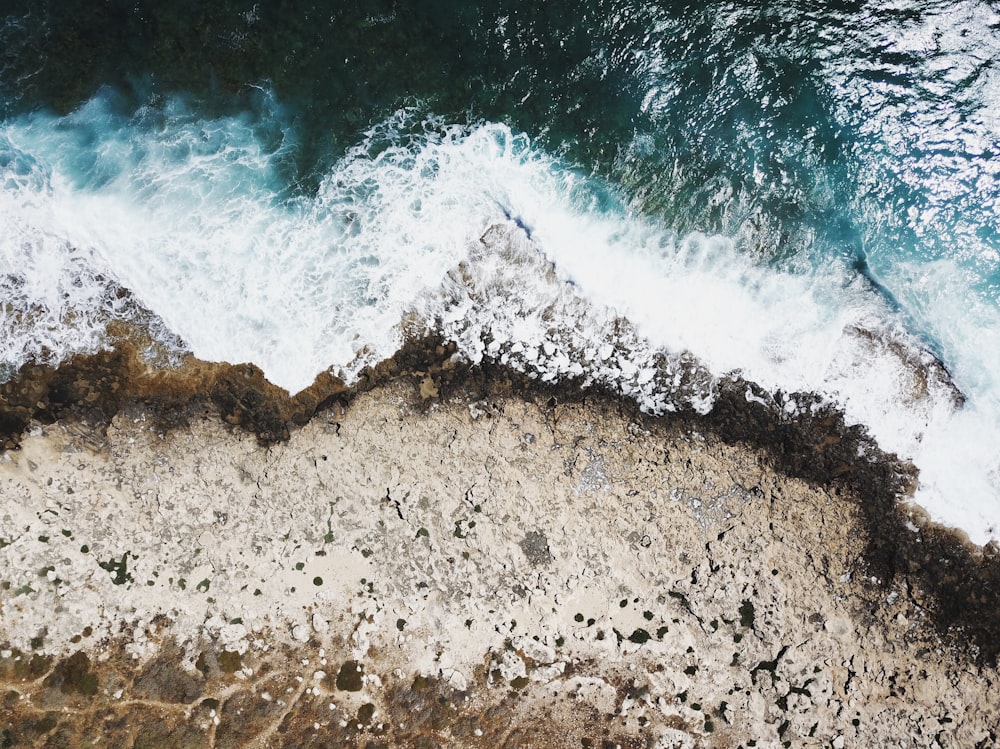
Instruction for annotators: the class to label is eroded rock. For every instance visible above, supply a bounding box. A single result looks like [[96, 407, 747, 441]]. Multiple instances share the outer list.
[[1, 344, 998, 746]]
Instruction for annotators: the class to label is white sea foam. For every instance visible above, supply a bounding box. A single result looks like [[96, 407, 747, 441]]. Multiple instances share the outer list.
[[1, 132, 135, 373], [2, 96, 999, 544]]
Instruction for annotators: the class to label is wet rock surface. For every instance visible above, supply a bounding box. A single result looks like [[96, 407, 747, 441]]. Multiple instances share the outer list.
[[1, 341, 999, 746]]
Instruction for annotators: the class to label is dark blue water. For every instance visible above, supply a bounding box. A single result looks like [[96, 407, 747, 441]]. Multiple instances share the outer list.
[[2, 1, 1000, 541]]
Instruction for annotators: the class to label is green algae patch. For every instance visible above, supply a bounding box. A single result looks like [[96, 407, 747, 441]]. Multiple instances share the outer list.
[[357, 702, 375, 725], [131, 721, 206, 749], [336, 660, 364, 692], [217, 650, 242, 675], [411, 674, 434, 691], [43, 651, 97, 697], [1, 650, 52, 681], [132, 645, 204, 704], [628, 628, 651, 644], [99, 552, 135, 586]]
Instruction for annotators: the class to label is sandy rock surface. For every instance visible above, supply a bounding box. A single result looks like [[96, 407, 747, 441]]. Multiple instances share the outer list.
[[1, 377, 998, 747]]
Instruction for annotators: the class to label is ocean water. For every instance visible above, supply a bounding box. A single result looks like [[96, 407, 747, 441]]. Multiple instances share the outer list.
[[2, 1, 999, 544]]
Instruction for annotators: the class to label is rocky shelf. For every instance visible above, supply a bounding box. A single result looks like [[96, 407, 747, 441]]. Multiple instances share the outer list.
[[1, 339, 998, 747]]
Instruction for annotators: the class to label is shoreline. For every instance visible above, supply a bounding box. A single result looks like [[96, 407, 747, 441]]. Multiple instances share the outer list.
[[2, 339, 999, 745]]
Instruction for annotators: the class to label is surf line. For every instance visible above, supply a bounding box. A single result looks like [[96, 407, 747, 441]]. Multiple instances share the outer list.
[[492, 199, 535, 239]]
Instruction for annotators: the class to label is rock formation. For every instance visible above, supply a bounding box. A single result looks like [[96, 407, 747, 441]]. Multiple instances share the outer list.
[[1, 340, 998, 746]]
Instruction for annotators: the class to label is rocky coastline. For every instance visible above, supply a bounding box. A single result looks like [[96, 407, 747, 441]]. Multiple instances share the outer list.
[[2, 338, 999, 747]]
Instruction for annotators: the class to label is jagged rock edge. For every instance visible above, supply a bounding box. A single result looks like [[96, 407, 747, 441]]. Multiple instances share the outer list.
[[2, 335, 999, 665]]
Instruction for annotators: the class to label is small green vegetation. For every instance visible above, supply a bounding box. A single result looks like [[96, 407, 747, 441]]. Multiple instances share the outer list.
[[323, 500, 338, 544], [45, 651, 97, 697], [313, 576, 323, 586], [396, 618, 406, 631], [218, 650, 242, 674], [739, 600, 756, 629], [416, 527, 429, 538], [336, 660, 364, 692], [357, 702, 375, 725], [35, 714, 58, 733], [98, 552, 134, 586], [196, 578, 211, 593], [628, 629, 651, 644], [10, 652, 51, 680]]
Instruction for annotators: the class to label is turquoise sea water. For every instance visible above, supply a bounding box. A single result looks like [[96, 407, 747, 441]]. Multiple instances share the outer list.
[[2, 1, 1000, 542]]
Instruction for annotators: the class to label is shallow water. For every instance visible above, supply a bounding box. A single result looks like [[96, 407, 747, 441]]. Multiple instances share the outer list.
[[2, 0, 999, 542]]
